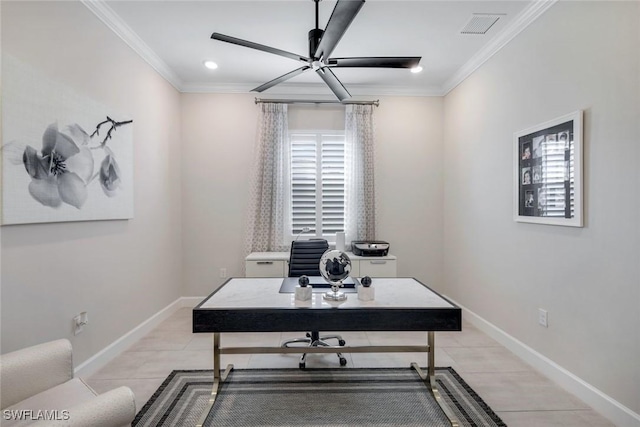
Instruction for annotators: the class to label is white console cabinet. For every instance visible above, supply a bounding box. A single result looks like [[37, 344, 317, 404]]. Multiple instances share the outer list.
[[245, 251, 397, 278], [245, 252, 288, 277]]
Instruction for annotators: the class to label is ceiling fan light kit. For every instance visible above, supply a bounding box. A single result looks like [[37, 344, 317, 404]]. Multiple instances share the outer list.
[[210, 0, 422, 102]]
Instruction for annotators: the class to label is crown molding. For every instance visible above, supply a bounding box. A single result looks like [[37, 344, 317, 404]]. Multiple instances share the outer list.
[[181, 82, 444, 97], [81, 0, 183, 91], [441, 0, 558, 95]]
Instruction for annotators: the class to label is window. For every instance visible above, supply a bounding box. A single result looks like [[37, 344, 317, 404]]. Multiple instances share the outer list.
[[290, 131, 345, 238]]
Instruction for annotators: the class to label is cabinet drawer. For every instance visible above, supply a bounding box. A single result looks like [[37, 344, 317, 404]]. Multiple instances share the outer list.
[[246, 260, 286, 277], [359, 259, 397, 277]]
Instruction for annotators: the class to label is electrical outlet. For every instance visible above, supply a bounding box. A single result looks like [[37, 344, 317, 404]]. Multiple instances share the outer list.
[[538, 309, 548, 328], [220, 268, 227, 278], [73, 311, 89, 335]]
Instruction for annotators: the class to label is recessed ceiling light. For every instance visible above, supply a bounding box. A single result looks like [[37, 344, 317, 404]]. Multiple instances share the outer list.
[[203, 60, 218, 70], [411, 66, 423, 74]]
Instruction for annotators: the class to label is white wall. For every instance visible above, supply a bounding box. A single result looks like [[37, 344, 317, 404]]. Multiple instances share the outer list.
[[443, 0, 639, 415], [181, 94, 443, 297], [375, 97, 443, 289], [1, 1, 183, 365], [288, 104, 345, 131], [180, 94, 257, 298]]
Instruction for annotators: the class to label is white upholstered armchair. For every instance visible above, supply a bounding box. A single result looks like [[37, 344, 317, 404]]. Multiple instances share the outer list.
[[0, 339, 136, 426]]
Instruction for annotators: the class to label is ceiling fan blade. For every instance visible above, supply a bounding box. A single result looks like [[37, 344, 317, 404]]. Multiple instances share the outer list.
[[316, 67, 351, 102], [252, 66, 311, 92], [314, 0, 365, 61], [212, 33, 309, 63], [328, 57, 422, 68]]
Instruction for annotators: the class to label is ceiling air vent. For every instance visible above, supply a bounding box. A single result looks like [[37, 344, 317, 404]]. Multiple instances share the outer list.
[[460, 14, 504, 35]]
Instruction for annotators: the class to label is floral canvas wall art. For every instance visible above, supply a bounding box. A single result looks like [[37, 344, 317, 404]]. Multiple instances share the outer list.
[[2, 56, 134, 225]]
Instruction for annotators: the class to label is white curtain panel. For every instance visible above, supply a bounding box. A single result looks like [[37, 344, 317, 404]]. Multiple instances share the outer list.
[[245, 103, 291, 253], [344, 104, 376, 246]]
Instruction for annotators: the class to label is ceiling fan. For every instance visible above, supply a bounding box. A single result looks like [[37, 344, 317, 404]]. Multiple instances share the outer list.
[[211, 0, 421, 101]]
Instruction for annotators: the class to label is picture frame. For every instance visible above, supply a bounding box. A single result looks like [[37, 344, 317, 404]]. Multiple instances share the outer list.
[[2, 55, 134, 225], [513, 110, 583, 227]]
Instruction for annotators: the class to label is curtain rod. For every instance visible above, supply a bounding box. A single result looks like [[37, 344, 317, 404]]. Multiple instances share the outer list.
[[254, 97, 379, 107]]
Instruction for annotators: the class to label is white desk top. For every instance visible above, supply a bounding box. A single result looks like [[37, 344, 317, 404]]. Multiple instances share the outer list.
[[200, 278, 453, 310], [245, 251, 397, 261]]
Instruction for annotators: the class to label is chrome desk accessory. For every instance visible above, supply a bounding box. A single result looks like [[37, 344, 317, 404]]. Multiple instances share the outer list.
[[319, 249, 351, 301]]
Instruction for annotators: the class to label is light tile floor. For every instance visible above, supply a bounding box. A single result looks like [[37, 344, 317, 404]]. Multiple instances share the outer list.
[[86, 308, 614, 426]]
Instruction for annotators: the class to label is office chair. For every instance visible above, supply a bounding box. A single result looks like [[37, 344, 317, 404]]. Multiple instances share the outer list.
[[282, 239, 348, 369]]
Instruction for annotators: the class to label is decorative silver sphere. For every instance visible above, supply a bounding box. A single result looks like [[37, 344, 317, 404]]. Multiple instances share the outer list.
[[319, 249, 351, 301]]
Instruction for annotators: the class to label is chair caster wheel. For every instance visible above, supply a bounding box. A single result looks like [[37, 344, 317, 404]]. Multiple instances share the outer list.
[[338, 339, 346, 346], [339, 357, 347, 366], [299, 362, 306, 369]]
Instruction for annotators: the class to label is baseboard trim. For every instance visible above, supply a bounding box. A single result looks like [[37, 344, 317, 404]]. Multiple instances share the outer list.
[[446, 297, 640, 427], [74, 297, 194, 377]]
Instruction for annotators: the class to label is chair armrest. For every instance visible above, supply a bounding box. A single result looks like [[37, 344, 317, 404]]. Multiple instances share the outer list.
[[63, 387, 136, 427], [0, 339, 73, 409]]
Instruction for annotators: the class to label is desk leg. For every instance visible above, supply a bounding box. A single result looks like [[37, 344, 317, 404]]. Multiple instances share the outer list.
[[196, 333, 234, 427], [411, 332, 460, 427]]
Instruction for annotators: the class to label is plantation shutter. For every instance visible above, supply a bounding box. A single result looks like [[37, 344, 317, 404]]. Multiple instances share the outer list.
[[321, 134, 345, 234], [291, 134, 317, 234], [290, 132, 345, 236]]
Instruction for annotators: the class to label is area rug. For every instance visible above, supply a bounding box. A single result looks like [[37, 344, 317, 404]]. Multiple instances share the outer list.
[[133, 368, 506, 427]]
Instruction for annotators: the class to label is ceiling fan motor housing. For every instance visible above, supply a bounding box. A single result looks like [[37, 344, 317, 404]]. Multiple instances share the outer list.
[[308, 29, 324, 60]]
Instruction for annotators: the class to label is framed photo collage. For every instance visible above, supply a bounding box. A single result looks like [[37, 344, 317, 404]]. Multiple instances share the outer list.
[[514, 111, 583, 227]]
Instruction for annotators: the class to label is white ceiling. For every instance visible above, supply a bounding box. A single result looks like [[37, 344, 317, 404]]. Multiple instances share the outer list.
[[96, 0, 549, 96]]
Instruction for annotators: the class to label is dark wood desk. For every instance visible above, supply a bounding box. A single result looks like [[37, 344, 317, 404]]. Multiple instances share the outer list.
[[193, 277, 462, 426]]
